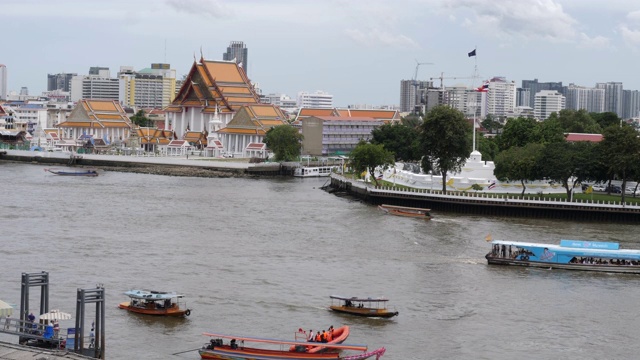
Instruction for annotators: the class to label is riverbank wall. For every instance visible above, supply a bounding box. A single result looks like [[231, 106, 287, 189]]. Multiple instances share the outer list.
[[328, 174, 640, 223]]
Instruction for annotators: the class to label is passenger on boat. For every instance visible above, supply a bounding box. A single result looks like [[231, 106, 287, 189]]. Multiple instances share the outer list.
[[230, 339, 238, 349], [315, 332, 322, 342], [345, 300, 353, 307], [328, 326, 334, 341], [321, 330, 328, 343], [307, 330, 315, 342]]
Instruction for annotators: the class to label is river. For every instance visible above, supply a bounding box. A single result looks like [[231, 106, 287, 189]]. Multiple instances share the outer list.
[[1, 162, 639, 360]]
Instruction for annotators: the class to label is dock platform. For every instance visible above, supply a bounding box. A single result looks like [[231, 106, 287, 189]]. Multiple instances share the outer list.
[[0, 341, 93, 359]]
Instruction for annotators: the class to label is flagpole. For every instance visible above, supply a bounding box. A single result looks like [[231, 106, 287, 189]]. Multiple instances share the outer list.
[[472, 46, 477, 152]]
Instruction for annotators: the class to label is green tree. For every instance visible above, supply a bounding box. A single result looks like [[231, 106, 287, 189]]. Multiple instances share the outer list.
[[475, 132, 499, 161], [263, 125, 303, 161], [556, 109, 601, 133], [371, 123, 419, 161], [497, 116, 540, 151], [538, 114, 566, 144], [494, 143, 544, 197], [590, 112, 620, 130], [481, 114, 502, 134], [600, 124, 640, 203], [349, 141, 395, 186], [538, 141, 596, 200], [401, 115, 423, 128], [418, 105, 472, 193], [130, 110, 151, 127]]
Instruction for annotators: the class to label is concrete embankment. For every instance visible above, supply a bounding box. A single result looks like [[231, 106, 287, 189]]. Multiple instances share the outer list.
[[0, 150, 284, 178]]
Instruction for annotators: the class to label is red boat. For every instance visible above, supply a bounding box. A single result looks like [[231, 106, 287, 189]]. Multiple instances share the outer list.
[[288, 326, 349, 353], [199, 332, 386, 360], [118, 290, 191, 317], [377, 204, 431, 219]]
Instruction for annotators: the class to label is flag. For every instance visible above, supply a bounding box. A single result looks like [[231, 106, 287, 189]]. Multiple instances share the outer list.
[[475, 81, 489, 92], [446, 177, 454, 187], [488, 181, 496, 190], [585, 185, 593, 194], [485, 233, 493, 242], [468, 49, 476, 57]]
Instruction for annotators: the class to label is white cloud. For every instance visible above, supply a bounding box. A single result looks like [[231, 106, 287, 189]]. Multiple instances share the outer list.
[[165, 0, 227, 17], [619, 25, 640, 48], [578, 33, 611, 49], [626, 10, 640, 23], [345, 28, 420, 49], [445, 0, 578, 42]]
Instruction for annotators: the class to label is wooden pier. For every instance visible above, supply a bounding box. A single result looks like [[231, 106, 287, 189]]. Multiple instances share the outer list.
[[328, 174, 640, 223]]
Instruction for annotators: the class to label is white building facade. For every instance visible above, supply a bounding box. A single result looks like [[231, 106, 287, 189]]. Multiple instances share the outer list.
[[564, 84, 604, 113], [484, 77, 516, 118], [118, 64, 177, 109], [534, 90, 566, 120], [297, 90, 333, 109], [0, 64, 6, 100], [70, 69, 119, 102]]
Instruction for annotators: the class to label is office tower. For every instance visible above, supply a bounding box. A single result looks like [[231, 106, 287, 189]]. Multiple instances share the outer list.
[[0, 64, 6, 100], [70, 67, 119, 102], [222, 41, 248, 74], [534, 90, 565, 120], [118, 63, 177, 108], [400, 80, 432, 113], [564, 84, 604, 113], [623, 90, 640, 119], [521, 79, 563, 109], [596, 82, 623, 118], [89, 66, 110, 75], [486, 77, 516, 118], [48, 73, 77, 92], [516, 88, 530, 107]]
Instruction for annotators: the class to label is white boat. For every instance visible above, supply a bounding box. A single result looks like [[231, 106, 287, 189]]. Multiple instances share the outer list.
[[293, 166, 338, 177], [381, 150, 571, 194]]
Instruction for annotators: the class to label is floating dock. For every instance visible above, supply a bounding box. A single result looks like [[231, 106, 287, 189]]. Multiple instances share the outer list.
[[0, 341, 94, 359]]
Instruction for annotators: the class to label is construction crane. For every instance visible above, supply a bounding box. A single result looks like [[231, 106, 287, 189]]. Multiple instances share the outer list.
[[412, 59, 434, 87], [430, 72, 479, 91]]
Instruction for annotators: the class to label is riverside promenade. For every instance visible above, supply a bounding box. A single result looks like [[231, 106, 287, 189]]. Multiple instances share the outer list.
[[0, 150, 283, 177], [328, 174, 640, 223]]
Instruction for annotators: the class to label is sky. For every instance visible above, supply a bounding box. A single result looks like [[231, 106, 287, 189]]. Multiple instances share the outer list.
[[3, 0, 640, 107]]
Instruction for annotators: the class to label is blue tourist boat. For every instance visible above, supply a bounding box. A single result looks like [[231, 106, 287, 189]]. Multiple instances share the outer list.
[[486, 239, 640, 274]]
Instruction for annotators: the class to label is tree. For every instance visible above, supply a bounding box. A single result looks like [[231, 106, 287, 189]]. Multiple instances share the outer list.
[[538, 141, 597, 200], [481, 114, 502, 134], [401, 114, 422, 128], [475, 132, 499, 161], [418, 105, 472, 193], [494, 143, 543, 197], [538, 114, 566, 144], [497, 116, 540, 151], [600, 124, 640, 203], [556, 109, 601, 134], [263, 125, 303, 161], [349, 141, 395, 186], [590, 112, 620, 130], [371, 123, 419, 161], [130, 110, 151, 127]]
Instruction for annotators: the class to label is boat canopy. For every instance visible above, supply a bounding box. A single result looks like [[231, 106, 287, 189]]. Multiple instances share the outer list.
[[124, 290, 183, 300], [330, 295, 389, 302], [491, 240, 640, 260]]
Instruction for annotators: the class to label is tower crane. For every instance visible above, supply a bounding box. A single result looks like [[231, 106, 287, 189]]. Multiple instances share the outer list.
[[412, 59, 434, 87], [430, 72, 479, 91]]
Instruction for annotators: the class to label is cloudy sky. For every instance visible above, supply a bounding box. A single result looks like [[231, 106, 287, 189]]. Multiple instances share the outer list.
[[3, 0, 640, 106]]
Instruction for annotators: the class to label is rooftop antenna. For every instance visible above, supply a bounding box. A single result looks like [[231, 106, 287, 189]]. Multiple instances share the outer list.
[[164, 39, 167, 63], [200, 46, 204, 61]]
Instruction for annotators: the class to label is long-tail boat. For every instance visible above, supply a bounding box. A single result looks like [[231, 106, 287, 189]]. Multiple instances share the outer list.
[[199, 332, 386, 360], [118, 290, 191, 317], [329, 296, 398, 318]]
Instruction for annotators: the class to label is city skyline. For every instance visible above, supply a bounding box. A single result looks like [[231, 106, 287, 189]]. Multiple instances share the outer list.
[[3, 0, 640, 106]]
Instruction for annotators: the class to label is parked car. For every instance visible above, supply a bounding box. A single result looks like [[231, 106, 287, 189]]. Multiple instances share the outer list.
[[606, 185, 622, 194], [592, 184, 606, 192]]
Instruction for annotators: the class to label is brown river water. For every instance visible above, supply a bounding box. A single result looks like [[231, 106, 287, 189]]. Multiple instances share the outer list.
[[1, 162, 640, 360]]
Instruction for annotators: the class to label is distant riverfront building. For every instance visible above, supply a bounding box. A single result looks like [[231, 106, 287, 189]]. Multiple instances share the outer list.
[[301, 116, 383, 156], [118, 63, 177, 109], [47, 73, 76, 92], [222, 41, 248, 75], [57, 99, 133, 142], [596, 82, 623, 118], [297, 90, 333, 109], [0, 64, 7, 100], [534, 90, 565, 120], [564, 84, 604, 113], [70, 68, 119, 102]]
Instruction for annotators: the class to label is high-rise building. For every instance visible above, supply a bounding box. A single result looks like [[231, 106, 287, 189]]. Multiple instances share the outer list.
[[485, 77, 516, 118], [596, 82, 623, 118], [48, 73, 77, 92], [400, 80, 432, 113], [623, 89, 640, 120], [89, 66, 109, 75], [515, 88, 530, 107], [521, 79, 563, 109], [222, 41, 248, 74], [534, 90, 565, 120], [0, 64, 6, 100], [70, 68, 119, 102], [564, 84, 604, 113], [297, 90, 333, 109], [118, 63, 177, 109]]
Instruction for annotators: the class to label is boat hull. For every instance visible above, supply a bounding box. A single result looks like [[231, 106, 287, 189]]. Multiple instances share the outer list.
[[118, 302, 189, 316], [329, 306, 398, 318], [486, 255, 640, 274], [199, 346, 385, 360], [378, 205, 430, 219]]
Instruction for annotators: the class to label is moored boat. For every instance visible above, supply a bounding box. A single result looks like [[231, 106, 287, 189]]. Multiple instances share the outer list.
[[44, 168, 98, 176], [329, 296, 398, 318], [199, 332, 386, 360], [118, 290, 191, 317], [377, 204, 431, 219], [293, 166, 338, 177], [486, 239, 640, 274]]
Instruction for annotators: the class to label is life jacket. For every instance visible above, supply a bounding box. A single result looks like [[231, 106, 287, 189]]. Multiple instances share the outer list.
[[322, 332, 328, 342], [315, 333, 322, 342]]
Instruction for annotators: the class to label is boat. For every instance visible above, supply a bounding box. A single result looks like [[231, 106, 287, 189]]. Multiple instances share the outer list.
[[44, 168, 98, 177], [199, 332, 386, 360], [377, 204, 431, 219], [293, 166, 338, 177], [118, 290, 191, 317], [486, 239, 640, 274], [288, 326, 350, 354], [329, 296, 398, 318]]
